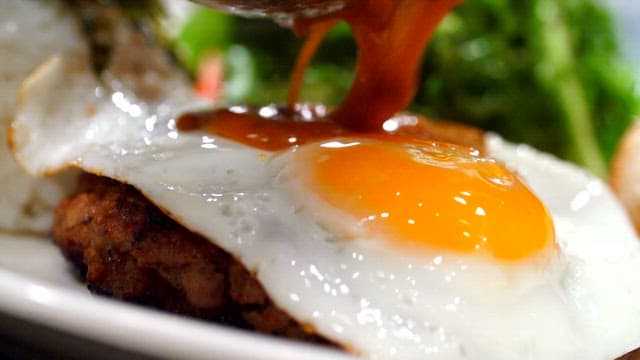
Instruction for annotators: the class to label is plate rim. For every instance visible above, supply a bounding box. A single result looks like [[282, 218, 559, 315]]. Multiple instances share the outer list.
[[0, 234, 351, 360]]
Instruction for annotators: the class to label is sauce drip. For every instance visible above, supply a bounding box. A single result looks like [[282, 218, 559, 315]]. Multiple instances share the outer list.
[[287, 20, 337, 108], [178, 0, 463, 148], [294, 0, 462, 131]]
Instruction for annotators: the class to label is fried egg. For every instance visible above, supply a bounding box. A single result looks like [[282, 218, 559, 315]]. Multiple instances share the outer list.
[[11, 37, 640, 359]]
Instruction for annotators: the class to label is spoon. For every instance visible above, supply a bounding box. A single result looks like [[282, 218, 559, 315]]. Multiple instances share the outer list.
[[189, 0, 348, 22]]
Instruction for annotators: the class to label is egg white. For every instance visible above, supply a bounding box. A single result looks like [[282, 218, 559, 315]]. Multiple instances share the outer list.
[[0, 0, 83, 233], [11, 48, 640, 359]]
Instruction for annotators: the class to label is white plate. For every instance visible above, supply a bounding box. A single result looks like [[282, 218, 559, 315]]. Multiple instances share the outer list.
[[0, 234, 352, 359]]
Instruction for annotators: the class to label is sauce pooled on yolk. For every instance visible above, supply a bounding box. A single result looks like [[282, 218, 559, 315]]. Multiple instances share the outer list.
[[294, 139, 555, 260]]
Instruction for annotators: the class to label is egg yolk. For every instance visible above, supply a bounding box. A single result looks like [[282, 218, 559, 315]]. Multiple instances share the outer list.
[[296, 139, 555, 260]]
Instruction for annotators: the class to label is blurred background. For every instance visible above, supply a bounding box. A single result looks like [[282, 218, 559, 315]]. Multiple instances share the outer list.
[[160, 0, 639, 178]]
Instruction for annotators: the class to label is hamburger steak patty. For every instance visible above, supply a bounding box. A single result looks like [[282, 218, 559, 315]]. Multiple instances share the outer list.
[[52, 173, 330, 344]]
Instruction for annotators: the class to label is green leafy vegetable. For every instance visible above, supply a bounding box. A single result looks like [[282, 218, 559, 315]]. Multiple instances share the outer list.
[[419, 0, 638, 177], [175, 8, 233, 72]]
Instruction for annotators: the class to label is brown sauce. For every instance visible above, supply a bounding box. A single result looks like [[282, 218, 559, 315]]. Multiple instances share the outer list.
[[178, 104, 350, 151], [178, 104, 484, 152], [295, 0, 462, 131], [178, 0, 463, 149]]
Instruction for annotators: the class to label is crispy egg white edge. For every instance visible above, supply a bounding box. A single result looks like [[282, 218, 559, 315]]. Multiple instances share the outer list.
[[0, 0, 85, 234], [11, 54, 640, 359]]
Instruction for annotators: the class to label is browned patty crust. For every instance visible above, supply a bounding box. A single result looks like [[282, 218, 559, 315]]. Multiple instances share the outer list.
[[52, 173, 328, 343]]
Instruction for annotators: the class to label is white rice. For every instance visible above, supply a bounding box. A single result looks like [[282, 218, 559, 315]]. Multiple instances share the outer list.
[[0, 0, 85, 234]]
